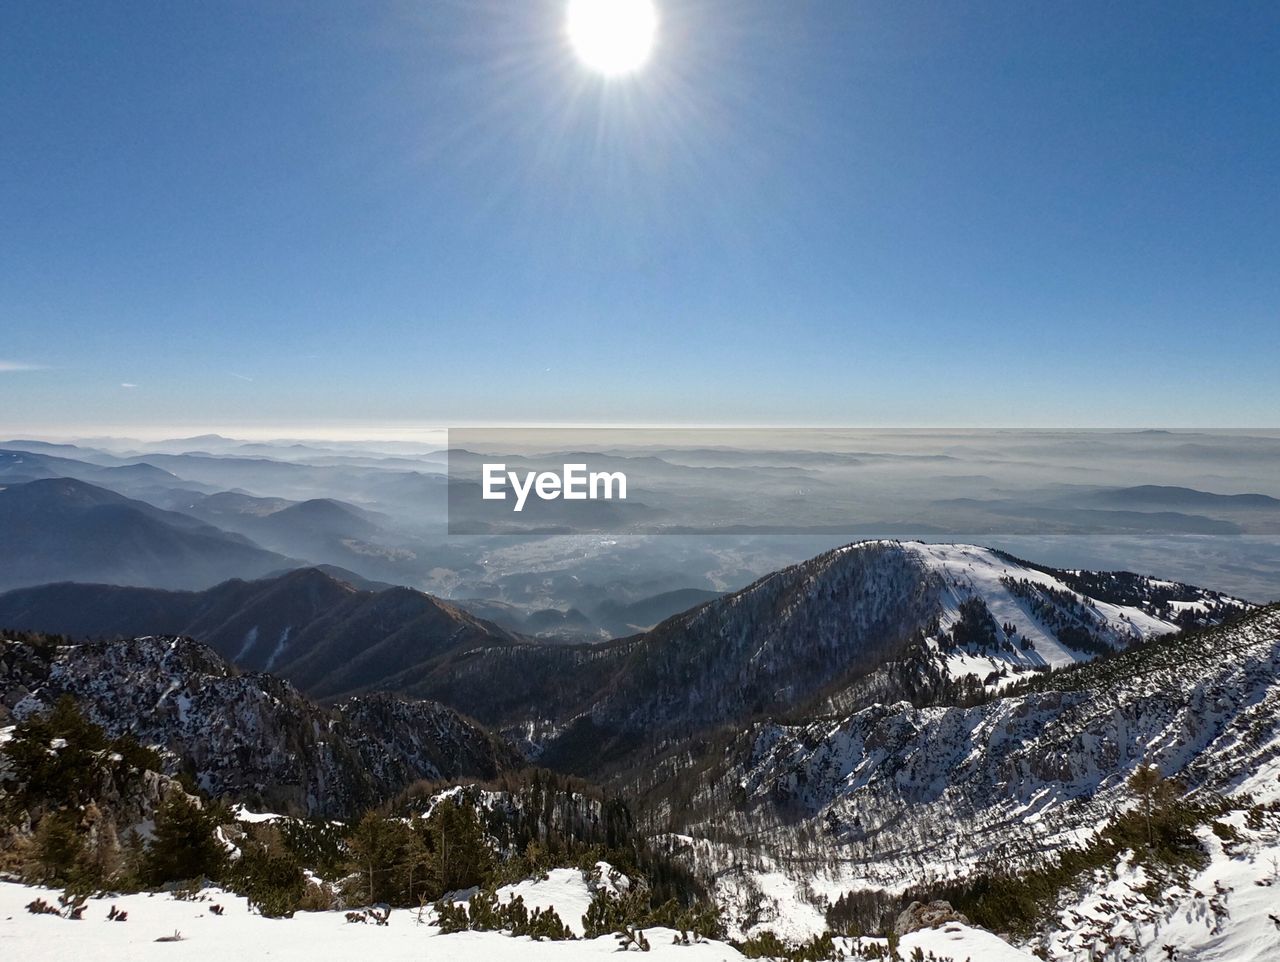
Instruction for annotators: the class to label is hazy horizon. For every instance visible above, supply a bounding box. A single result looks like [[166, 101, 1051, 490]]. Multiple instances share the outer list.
[[8, 424, 1280, 446]]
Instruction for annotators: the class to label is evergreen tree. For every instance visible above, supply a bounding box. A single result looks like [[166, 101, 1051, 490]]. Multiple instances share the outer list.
[[231, 823, 306, 918], [345, 811, 428, 905], [5, 696, 108, 814], [30, 812, 84, 885], [1127, 763, 1178, 848], [142, 794, 227, 886], [425, 798, 494, 896]]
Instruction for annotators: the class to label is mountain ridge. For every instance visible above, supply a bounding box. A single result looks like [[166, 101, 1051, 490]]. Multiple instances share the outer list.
[[0, 631, 519, 816], [0, 477, 296, 591], [0, 565, 523, 700], [639, 603, 1280, 939], [0, 541, 1250, 750]]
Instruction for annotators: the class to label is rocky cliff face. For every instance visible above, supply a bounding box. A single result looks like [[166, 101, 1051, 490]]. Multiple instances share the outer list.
[[1, 634, 520, 817]]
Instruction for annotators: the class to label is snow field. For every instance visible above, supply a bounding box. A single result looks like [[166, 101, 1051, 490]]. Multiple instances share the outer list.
[[0, 876, 746, 962]]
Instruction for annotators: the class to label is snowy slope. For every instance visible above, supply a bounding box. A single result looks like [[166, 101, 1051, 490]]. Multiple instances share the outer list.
[[3, 812, 1273, 962], [0, 881, 748, 962], [889, 541, 1251, 693], [0, 878, 1055, 961], [661, 604, 1280, 942], [908, 542, 1178, 671], [1040, 807, 1280, 961], [493, 865, 629, 938], [848, 925, 1040, 961]]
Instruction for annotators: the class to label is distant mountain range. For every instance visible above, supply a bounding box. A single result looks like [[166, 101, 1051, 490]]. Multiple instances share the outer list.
[[454, 587, 724, 642], [1078, 483, 1280, 511], [0, 541, 1249, 780], [162, 489, 418, 571], [929, 484, 1280, 538], [589, 587, 724, 636], [0, 448, 216, 503], [0, 466, 451, 591], [0, 477, 294, 591], [3, 438, 1280, 602]]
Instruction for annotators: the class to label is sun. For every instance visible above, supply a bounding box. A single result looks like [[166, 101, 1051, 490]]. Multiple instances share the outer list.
[[566, 0, 658, 77]]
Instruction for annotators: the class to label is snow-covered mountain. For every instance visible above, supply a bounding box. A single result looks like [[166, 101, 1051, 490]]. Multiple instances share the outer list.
[[536, 541, 1248, 771], [641, 603, 1280, 943], [0, 543, 1246, 768], [2, 540, 1273, 960]]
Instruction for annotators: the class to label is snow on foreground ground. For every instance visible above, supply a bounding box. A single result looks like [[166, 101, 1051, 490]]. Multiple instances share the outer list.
[[3, 876, 732, 962], [1042, 768, 1280, 962], [0, 870, 1035, 962]]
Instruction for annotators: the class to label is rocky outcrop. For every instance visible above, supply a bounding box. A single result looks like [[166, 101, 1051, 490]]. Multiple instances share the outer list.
[[895, 900, 970, 934], [1, 634, 520, 817]]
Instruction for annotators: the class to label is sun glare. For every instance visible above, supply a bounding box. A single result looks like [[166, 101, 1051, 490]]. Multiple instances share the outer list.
[[566, 0, 658, 77]]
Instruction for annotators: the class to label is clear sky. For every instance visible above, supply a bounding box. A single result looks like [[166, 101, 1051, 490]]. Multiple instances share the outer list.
[[2, 1, 1277, 436]]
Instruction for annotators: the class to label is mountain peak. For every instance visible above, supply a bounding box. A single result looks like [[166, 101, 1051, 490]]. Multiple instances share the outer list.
[[274, 565, 357, 590]]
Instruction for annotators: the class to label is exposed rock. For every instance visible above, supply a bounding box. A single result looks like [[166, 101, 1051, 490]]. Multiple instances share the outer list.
[[0, 634, 520, 817], [895, 900, 970, 934]]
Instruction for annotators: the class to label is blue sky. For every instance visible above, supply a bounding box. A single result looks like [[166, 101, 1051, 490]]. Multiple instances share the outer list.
[[2, 1, 1277, 435]]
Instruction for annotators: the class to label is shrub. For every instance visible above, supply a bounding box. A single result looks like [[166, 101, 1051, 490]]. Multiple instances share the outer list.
[[431, 890, 574, 940]]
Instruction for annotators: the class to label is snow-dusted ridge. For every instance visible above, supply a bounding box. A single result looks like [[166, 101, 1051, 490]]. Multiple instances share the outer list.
[[912, 542, 1173, 662], [879, 541, 1249, 687], [562, 540, 1249, 758], [662, 602, 1280, 947], [1, 542, 1273, 961]]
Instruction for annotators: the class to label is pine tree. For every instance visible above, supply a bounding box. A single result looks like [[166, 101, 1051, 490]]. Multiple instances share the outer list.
[[426, 798, 494, 896], [31, 812, 84, 885], [1127, 763, 1177, 848], [345, 812, 428, 905], [142, 794, 227, 886], [231, 824, 306, 918]]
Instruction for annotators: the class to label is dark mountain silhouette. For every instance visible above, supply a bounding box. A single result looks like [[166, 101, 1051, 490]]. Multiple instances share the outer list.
[[1081, 484, 1280, 511], [0, 566, 520, 700], [173, 491, 388, 554], [591, 587, 723, 635], [0, 477, 293, 591], [0, 448, 207, 497]]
